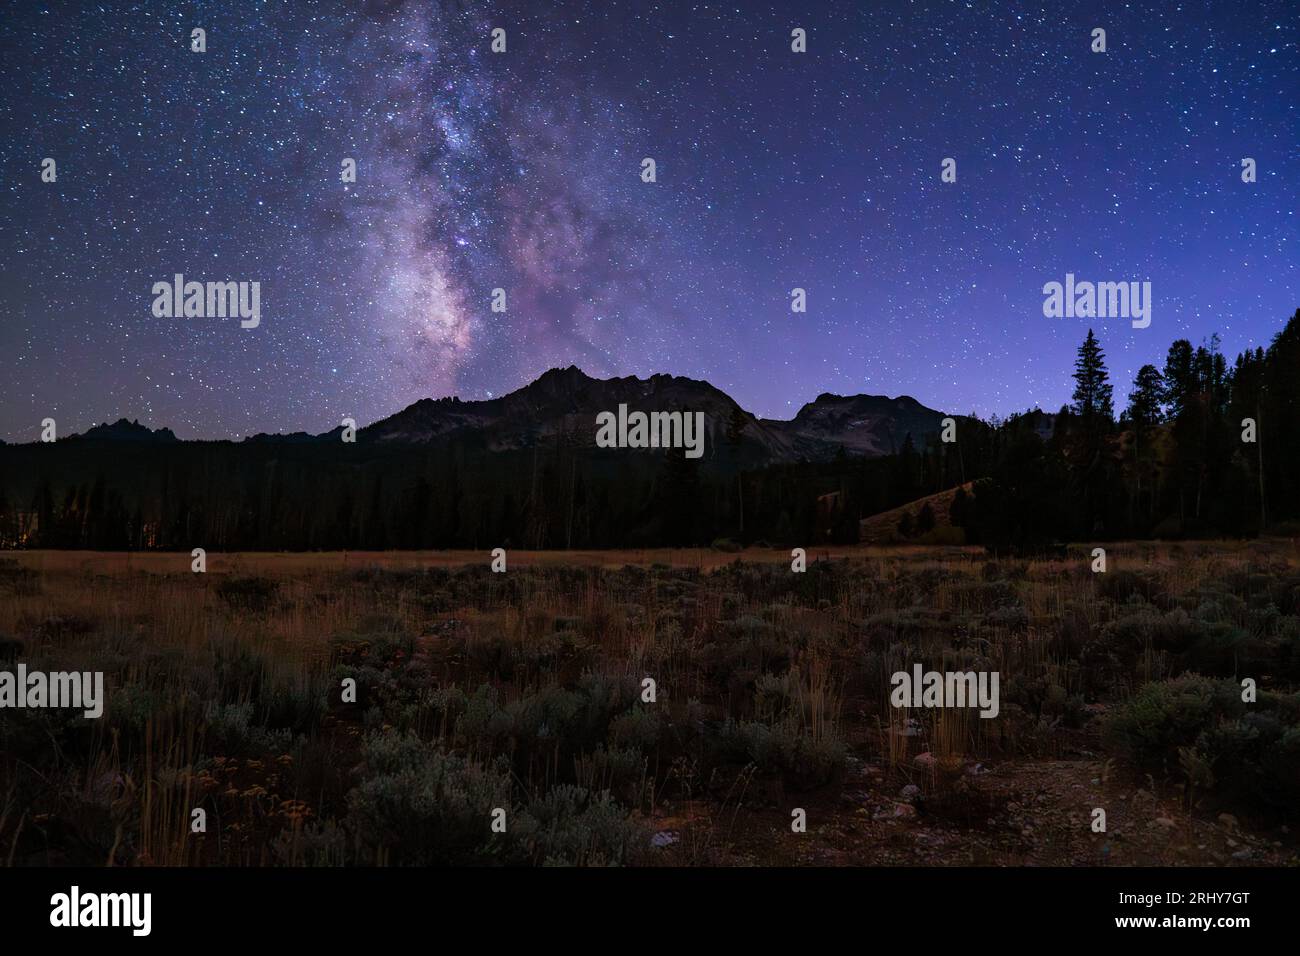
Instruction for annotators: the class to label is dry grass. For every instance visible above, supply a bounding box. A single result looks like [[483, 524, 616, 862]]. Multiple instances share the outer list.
[[1, 538, 1297, 866]]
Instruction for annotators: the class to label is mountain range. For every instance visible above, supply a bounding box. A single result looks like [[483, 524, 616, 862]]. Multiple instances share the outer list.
[[49, 366, 951, 463]]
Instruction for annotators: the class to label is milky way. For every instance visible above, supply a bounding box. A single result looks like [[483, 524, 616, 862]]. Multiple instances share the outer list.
[[0, 1, 1296, 440]]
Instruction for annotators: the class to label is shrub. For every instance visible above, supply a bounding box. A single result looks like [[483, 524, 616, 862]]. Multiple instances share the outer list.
[[753, 672, 794, 721], [711, 719, 845, 790], [607, 707, 661, 752], [1104, 676, 1300, 816], [1097, 569, 1165, 604], [513, 784, 639, 866], [952, 579, 1020, 613], [210, 639, 270, 703], [203, 700, 294, 756], [1185, 713, 1300, 813], [345, 731, 517, 865], [1103, 675, 1243, 773], [574, 745, 648, 805], [0, 559, 39, 595], [260, 679, 326, 735], [215, 575, 279, 611]]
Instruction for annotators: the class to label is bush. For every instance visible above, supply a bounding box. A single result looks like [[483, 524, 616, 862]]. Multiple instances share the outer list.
[[215, 575, 279, 611], [1103, 675, 1244, 773], [203, 700, 293, 756], [346, 731, 517, 865], [1096, 569, 1165, 605], [0, 559, 39, 595], [607, 707, 661, 752], [1185, 713, 1300, 813], [1104, 676, 1300, 816], [711, 719, 845, 790], [513, 784, 639, 866]]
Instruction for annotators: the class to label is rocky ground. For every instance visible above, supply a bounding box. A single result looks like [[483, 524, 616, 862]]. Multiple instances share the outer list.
[[644, 745, 1297, 867]]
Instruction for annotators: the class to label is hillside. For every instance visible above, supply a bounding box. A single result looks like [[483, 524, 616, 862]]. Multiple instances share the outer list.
[[858, 483, 975, 545]]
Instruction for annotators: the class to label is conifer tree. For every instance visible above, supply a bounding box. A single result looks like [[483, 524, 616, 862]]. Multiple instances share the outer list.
[[1071, 329, 1114, 424]]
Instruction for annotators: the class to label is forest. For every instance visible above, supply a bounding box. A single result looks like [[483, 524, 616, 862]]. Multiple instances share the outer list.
[[1, 308, 1297, 553]]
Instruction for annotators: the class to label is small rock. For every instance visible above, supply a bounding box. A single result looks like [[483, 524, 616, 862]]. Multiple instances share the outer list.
[[901, 784, 921, 799], [913, 752, 937, 771], [873, 802, 917, 821], [650, 831, 679, 848], [1154, 817, 1176, 829], [1218, 813, 1238, 830]]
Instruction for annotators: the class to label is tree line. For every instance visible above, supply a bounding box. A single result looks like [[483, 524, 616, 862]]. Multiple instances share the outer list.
[[1, 308, 1296, 552], [955, 308, 1300, 550]]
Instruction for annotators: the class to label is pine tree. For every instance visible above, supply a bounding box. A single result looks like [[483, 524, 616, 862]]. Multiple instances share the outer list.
[[894, 433, 920, 502], [1126, 364, 1165, 429], [1163, 339, 1195, 419], [1126, 364, 1165, 522], [1071, 330, 1114, 424]]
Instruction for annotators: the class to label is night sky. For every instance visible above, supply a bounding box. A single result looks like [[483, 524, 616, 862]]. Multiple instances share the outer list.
[[1, 0, 1296, 441]]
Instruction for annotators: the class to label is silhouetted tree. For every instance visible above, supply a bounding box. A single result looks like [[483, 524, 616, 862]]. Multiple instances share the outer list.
[[1163, 339, 1196, 420], [1071, 329, 1114, 425], [1127, 365, 1165, 430], [1126, 364, 1165, 524]]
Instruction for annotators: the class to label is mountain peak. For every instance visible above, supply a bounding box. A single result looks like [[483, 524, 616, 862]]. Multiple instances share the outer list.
[[38, 369, 948, 462], [78, 419, 178, 443], [357, 367, 946, 460], [526, 365, 589, 387]]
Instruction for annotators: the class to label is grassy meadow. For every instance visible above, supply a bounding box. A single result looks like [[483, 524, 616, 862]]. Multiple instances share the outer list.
[[1, 541, 1298, 866]]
